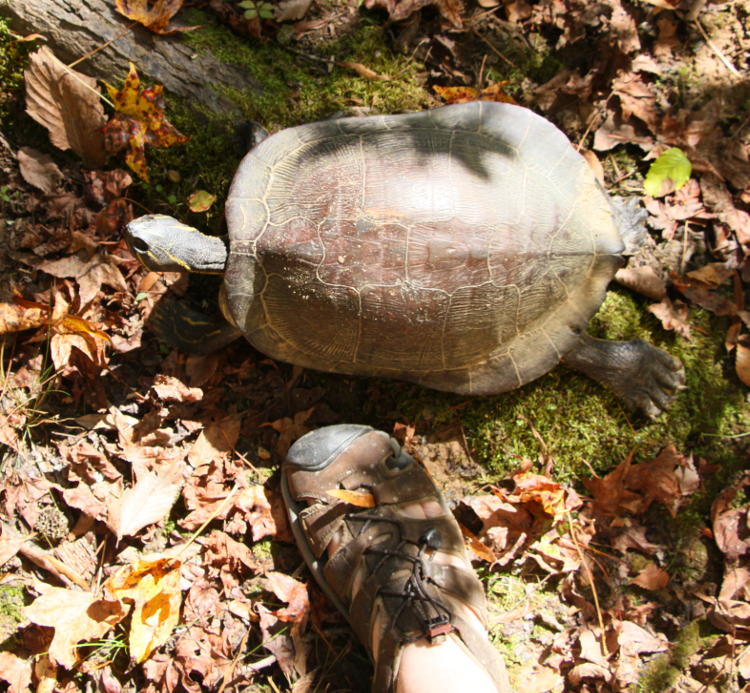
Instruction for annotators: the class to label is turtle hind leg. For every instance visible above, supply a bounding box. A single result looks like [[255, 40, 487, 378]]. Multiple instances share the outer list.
[[561, 332, 685, 418], [147, 295, 242, 355]]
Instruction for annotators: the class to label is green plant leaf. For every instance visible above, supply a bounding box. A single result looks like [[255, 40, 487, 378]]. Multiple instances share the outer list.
[[644, 147, 692, 197]]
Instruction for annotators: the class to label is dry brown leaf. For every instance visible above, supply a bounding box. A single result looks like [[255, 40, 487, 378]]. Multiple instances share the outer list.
[[736, 334, 750, 387], [647, 298, 692, 339], [615, 265, 667, 301], [114, 0, 201, 33], [105, 555, 183, 663], [631, 562, 670, 590], [263, 571, 309, 624], [268, 407, 314, 457], [108, 468, 184, 540], [24, 584, 125, 668], [327, 488, 376, 507], [0, 651, 33, 692], [37, 254, 128, 308], [187, 416, 242, 466], [459, 523, 497, 563], [275, 0, 313, 21], [151, 374, 203, 402], [24, 47, 106, 167], [17, 146, 63, 193], [0, 301, 47, 334], [234, 485, 278, 541]]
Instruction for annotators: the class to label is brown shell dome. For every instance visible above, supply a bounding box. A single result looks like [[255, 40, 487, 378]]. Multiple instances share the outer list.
[[222, 101, 624, 394]]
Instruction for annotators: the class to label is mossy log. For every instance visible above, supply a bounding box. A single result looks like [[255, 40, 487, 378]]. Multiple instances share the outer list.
[[0, 0, 262, 116]]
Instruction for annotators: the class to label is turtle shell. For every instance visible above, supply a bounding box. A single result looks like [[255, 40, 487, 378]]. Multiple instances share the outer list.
[[223, 101, 625, 395]]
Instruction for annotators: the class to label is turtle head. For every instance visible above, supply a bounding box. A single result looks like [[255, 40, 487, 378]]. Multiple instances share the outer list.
[[124, 214, 228, 274]]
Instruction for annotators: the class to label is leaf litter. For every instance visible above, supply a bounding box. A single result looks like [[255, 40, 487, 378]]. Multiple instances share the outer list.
[[1, 0, 750, 691]]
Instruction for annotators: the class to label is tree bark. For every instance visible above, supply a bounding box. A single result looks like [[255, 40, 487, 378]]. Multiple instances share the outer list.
[[0, 0, 262, 117]]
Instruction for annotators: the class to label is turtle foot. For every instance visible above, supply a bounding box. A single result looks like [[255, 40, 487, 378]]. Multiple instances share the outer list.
[[562, 333, 685, 418]]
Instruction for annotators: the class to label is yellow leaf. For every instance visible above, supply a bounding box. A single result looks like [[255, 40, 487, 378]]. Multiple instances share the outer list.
[[433, 85, 479, 104], [114, 0, 201, 34], [105, 555, 182, 663], [327, 488, 376, 508]]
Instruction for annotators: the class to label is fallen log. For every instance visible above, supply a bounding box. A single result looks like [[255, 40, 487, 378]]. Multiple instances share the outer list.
[[0, 0, 263, 116]]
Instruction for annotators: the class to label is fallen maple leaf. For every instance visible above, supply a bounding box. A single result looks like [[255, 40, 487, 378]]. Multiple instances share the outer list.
[[24, 47, 107, 167], [105, 554, 183, 663], [24, 584, 125, 669], [104, 63, 188, 181], [115, 0, 201, 34], [108, 467, 184, 540]]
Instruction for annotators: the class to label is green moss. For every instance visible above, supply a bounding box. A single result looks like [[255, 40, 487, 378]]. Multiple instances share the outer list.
[[0, 585, 25, 644], [636, 620, 703, 692], [130, 9, 429, 225], [458, 289, 748, 483]]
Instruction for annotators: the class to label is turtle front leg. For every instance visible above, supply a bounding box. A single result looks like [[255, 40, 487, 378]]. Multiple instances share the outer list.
[[148, 296, 242, 355], [561, 333, 684, 417]]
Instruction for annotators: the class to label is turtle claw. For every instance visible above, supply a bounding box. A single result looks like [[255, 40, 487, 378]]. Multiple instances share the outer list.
[[562, 334, 685, 417]]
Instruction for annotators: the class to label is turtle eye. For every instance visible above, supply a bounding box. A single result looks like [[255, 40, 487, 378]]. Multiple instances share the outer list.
[[129, 237, 149, 252]]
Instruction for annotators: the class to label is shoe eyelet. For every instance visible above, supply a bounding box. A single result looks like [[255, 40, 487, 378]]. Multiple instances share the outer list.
[[420, 527, 443, 550], [385, 450, 413, 470]]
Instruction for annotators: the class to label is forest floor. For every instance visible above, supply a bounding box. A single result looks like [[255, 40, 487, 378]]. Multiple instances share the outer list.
[[0, 0, 749, 691]]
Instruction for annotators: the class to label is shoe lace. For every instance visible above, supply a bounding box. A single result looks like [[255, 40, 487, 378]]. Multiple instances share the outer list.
[[347, 513, 455, 641]]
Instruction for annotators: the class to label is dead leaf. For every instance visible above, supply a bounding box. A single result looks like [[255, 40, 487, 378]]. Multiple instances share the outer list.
[[339, 61, 391, 81], [105, 555, 183, 663], [275, 0, 313, 20], [263, 571, 309, 624], [615, 265, 666, 300], [104, 63, 189, 181], [0, 651, 33, 692], [151, 374, 203, 402], [24, 584, 125, 668], [268, 407, 314, 457], [17, 147, 63, 193], [24, 47, 107, 167], [736, 334, 750, 387], [327, 488, 376, 507], [234, 485, 278, 541], [108, 467, 184, 540], [114, 0, 201, 33], [647, 298, 692, 339], [631, 562, 670, 590]]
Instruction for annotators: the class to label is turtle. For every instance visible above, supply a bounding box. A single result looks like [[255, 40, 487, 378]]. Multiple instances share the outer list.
[[124, 101, 684, 416]]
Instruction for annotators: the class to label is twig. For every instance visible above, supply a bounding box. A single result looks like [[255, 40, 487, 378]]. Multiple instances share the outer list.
[[693, 18, 742, 78], [470, 29, 518, 69], [565, 509, 609, 656]]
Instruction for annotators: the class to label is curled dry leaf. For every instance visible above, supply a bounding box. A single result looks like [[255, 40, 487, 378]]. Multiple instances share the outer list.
[[24, 584, 125, 669], [105, 555, 183, 663], [339, 61, 391, 82], [263, 571, 310, 623], [24, 47, 107, 167]]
